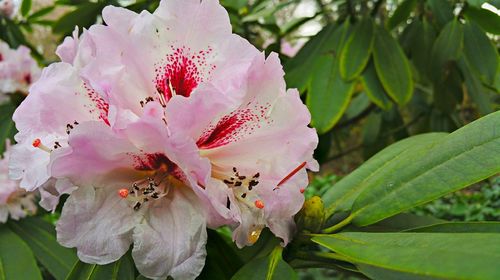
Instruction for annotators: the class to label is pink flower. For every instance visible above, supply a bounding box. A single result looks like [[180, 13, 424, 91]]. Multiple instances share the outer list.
[[0, 141, 37, 223], [0, 0, 18, 19], [0, 41, 41, 101], [51, 105, 210, 279], [165, 52, 318, 247], [10, 0, 263, 278]]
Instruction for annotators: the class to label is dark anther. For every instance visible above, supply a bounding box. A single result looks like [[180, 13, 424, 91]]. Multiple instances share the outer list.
[[74, 121, 79, 125], [234, 181, 242, 187], [253, 173, 260, 178], [226, 197, 231, 209], [249, 180, 258, 188], [223, 179, 234, 185], [133, 202, 142, 211], [232, 167, 237, 172], [238, 175, 246, 180], [151, 193, 159, 199], [241, 193, 247, 198]]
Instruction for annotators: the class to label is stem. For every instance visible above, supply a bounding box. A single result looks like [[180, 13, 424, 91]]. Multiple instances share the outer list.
[[322, 215, 354, 233], [370, 0, 384, 17]]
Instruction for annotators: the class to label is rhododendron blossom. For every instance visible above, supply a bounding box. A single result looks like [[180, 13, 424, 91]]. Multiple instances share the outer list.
[[0, 141, 37, 223], [0, 41, 40, 102], [9, 0, 269, 279], [166, 52, 318, 247]]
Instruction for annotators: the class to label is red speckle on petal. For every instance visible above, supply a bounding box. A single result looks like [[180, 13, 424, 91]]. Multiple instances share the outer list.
[[155, 46, 215, 102], [254, 200, 265, 209], [0, 53, 3, 61], [23, 73, 31, 84], [132, 153, 174, 171], [83, 83, 110, 126], [118, 188, 129, 198], [300, 188, 305, 193], [32, 138, 41, 148]]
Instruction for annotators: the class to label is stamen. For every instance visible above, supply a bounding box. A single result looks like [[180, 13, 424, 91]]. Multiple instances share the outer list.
[[254, 199, 265, 209], [275, 161, 307, 190], [32, 138, 52, 153], [118, 189, 129, 198]]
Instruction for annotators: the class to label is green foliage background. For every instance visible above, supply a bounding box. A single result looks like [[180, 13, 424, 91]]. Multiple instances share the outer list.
[[0, 0, 499, 279]]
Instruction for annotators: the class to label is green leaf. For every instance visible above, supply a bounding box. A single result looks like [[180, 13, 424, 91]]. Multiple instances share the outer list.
[[199, 230, 244, 280], [0, 102, 16, 155], [409, 19, 436, 82], [353, 213, 443, 232], [426, 0, 453, 28], [459, 58, 494, 115], [322, 133, 446, 215], [373, 26, 413, 105], [360, 61, 392, 110], [351, 111, 500, 226], [0, 225, 42, 280], [53, 3, 104, 35], [27, 5, 55, 19], [308, 55, 355, 134], [284, 25, 337, 92], [21, 0, 32, 17], [463, 21, 499, 85], [340, 18, 374, 81], [429, 19, 463, 82], [464, 5, 500, 35], [387, 0, 417, 30], [8, 217, 77, 280], [65, 256, 135, 280], [307, 22, 354, 134], [406, 222, 500, 233], [313, 232, 500, 280], [231, 246, 297, 280]]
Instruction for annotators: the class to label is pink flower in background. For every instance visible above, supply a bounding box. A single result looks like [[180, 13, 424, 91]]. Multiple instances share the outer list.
[[0, 141, 37, 223], [0, 41, 40, 102], [0, 0, 18, 19], [166, 52, 318, 247]]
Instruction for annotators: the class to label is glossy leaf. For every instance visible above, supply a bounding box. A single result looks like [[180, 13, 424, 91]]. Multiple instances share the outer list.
[[231, 246, 297, 280], [360, 61, 392, 110], [340, 18, 374, 81], [373, 26, 413, 105], [0, 226, 42, 280], [459, 58, 494, 115], [407, 222, 500, 233], [410, 19, 436, 81], [21, 0, 32, 17], [387, 0, 417, 30], [351, 111, 500, 226], [0, 102, 16, 155], [322, 133, 447, 215], [464, 5, 500, 35], [199, 230, 244, 280], [284, 25, 337, 92], [429, 19, 463, 81], [307, 22, 354, 134], [426, 0, 453, 28], [53, 2, 104, 35], [65, 256, 135, 280], [8, 217, 77, 280], [313, 232, 500, 280], [463, 21, 499, 85]]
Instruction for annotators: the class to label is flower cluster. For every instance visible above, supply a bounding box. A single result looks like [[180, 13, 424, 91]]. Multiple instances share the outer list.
[[9, 0, 318, 279], [0, 141, 37, 223], [0, 41, 41, 102]]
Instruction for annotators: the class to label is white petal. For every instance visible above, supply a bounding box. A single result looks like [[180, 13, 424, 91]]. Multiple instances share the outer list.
[[132, 187, 207, 280], [56, 185, 138, 264]]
